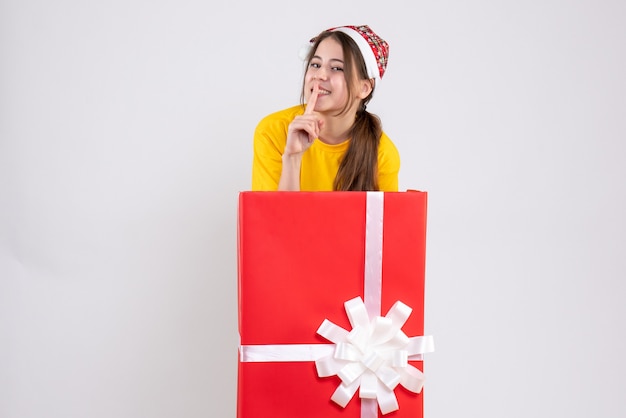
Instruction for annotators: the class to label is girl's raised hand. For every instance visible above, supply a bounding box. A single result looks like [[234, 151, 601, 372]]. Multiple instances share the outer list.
[[284, 82, 323, 156]]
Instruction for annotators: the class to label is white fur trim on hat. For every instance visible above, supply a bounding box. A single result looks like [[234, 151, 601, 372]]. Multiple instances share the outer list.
[[330, 26, 382, 81]]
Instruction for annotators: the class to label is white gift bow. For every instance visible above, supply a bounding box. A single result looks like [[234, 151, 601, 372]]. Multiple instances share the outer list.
[[238, 192, 435, 417], [315, 296, 434, 415]]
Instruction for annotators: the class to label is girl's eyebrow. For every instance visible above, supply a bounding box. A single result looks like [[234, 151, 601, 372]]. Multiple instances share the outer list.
[[312, 55, 345, 64]]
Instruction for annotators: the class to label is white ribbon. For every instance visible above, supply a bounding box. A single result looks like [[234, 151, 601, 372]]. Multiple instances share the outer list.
[[239, 343, 335, 363], [238, 192, 434, 416], [364, 192, 384, 317]]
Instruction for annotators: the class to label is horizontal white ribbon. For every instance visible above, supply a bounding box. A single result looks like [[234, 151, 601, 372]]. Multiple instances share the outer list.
[[239, 344, 335, 362]]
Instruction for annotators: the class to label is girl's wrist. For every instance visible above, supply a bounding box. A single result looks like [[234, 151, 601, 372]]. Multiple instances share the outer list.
[[282, 152, 303, 163]]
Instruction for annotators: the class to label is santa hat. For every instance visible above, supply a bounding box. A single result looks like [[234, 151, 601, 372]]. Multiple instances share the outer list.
[[299, 25, 390, 81]]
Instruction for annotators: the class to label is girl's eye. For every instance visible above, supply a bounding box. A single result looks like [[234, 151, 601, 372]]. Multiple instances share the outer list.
[[309, 62, 321, 68], [332, 67, 344, 72]]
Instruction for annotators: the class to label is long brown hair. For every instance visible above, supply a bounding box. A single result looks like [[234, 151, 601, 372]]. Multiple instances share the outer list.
[[302, 31, 382, 191]]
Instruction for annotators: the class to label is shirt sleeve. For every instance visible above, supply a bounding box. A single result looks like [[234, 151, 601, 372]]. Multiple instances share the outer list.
[[377, 133, 401, 192], [251, 116, 286, 191]]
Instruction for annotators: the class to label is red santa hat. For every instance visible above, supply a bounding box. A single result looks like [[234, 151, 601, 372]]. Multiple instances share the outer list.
[[300, 25, 390, 81]]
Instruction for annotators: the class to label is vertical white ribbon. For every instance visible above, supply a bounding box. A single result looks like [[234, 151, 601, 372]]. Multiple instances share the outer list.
[[361, 398, 378, 418], [362, 191, 384, 418], [364, 191, 384, 319]]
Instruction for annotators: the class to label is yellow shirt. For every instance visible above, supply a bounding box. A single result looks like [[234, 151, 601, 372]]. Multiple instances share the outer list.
[[252, 105, 400, 191]]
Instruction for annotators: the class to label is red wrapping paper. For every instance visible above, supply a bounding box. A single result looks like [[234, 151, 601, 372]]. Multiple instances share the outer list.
[[237, 191, 428, 418]]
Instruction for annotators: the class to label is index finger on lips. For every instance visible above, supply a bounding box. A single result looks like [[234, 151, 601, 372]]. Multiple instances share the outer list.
[[305, 82, 319, 115]]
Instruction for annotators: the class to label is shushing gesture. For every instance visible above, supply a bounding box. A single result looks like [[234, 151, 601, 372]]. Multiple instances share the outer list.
[[254, 25, 396, 192], [284, 82, 324, 156]]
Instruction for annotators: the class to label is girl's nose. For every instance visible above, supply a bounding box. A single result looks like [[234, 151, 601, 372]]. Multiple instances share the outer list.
[[314, 68, 328, 80]]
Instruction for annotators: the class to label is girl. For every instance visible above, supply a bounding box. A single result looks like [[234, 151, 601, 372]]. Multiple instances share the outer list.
[[252, 25, 399, 191]]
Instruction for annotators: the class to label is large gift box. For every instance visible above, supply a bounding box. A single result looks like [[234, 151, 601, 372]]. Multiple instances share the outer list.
[[237, 191, 433, 418]]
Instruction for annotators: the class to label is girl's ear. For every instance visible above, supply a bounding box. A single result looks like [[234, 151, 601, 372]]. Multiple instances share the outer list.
[[357, 79, 374, 99]]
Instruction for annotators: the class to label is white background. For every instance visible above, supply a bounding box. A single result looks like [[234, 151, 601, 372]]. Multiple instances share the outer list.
[[1, 1, 625, 417]]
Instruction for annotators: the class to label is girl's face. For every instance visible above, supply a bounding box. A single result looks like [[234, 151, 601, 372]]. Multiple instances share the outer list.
[[305, 37, 353, 114]]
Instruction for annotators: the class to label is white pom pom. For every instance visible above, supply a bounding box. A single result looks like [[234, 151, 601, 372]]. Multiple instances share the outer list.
[[298, 43, 312, 61]]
